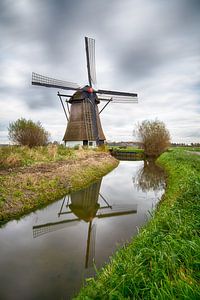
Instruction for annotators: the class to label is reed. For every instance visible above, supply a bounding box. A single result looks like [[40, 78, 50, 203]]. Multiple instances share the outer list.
[[0, 144, 75, 169]]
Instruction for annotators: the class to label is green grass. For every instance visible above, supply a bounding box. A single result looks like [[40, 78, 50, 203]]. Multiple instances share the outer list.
[[170, 146, 200, 152], [109, 146, 144, 153], [75, 149, 200, 299]]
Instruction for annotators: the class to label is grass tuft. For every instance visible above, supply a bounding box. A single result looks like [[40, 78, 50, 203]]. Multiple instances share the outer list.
[[0, 145, 75, 169]]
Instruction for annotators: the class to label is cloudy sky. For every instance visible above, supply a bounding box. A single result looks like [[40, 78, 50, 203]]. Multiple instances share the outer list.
[[0, 0, 199, 144]]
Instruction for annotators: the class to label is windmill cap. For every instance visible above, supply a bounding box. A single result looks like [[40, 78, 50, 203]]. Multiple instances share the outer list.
[[69, 87, 100, 104], [87, 87, 94, 93]]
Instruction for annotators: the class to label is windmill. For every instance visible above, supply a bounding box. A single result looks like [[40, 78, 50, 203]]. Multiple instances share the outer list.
[[32, 37, 138, 147], [33, 180, 137, 268]]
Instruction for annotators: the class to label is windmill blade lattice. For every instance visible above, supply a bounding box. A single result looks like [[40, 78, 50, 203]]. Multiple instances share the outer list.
[[85, 37, 97, 86], [85, 221, 97, 268], [97, 89, 137, 97], [32, 72, 80, 91], [98, 95, 138, 103], [33, 218, 79, 238], [97, 88, 138, 103], [111, 96, 138, 103]]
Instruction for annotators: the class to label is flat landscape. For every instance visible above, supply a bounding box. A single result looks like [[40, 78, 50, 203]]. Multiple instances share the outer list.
[[0, 1, 199, 299]]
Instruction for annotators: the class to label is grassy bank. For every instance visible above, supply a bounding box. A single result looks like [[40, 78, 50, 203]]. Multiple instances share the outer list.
[[75, 149, 200, 299], [0, 146, 118, 225]]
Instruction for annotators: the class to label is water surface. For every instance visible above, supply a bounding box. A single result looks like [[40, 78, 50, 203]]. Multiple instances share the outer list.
[[0, 160, 165, 299]]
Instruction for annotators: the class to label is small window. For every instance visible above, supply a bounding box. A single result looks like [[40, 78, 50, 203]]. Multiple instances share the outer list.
[[89, 141, 93, 146]]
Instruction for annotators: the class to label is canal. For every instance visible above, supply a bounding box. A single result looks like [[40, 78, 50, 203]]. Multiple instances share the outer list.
[[0, 160, 165, 299]]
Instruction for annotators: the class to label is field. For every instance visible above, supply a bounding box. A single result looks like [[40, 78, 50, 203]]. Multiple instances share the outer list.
[[171, 146, 200, 152], [76, 149, 200, 299]]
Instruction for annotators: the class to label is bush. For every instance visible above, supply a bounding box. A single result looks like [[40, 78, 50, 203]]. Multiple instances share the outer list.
[[135, 119, 170, 157], [8, 118, 50, 147]]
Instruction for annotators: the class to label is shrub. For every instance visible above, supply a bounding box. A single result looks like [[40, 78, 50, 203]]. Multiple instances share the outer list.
[[8, 118, 50, 147], [135, 119, 170, 157]]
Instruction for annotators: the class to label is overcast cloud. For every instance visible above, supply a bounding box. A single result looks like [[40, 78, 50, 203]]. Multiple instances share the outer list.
[[0, 0, 199, 143]]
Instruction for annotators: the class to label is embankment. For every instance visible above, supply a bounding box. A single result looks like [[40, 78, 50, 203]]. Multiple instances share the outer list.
[[75, 149, 200, 299], [109, 147, 144, 161], [0, 149, 118, 225]]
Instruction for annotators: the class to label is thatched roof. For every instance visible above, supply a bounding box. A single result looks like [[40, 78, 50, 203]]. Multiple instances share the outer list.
[[63, 92, 106, 141]]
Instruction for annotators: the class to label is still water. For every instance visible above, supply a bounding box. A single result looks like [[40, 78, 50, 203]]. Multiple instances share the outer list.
[[0, 160, 165, 300]]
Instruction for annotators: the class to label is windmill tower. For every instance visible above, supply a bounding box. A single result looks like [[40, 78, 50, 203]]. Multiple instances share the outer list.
[[32, 37, 138, 147]]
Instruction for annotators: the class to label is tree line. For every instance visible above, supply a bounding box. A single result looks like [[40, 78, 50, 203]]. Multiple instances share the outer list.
[[8, 118, 171, 157]]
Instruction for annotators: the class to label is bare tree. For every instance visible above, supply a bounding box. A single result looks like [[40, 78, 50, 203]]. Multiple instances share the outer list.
[[8, 118, 50, 147], [135, 120, 170, 157]]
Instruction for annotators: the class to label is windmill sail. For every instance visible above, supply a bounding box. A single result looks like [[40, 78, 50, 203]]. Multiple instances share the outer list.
[[97, 89, 137, 97], [85, 37, 97, 86], [110, 96, 138, 103], [96, 205, 137, 219], [98, 95, 138, 103], [85, 221, 97, 268], [32, 72, 80, 91], [33, 218, 79, 238], [97, 89, 138, 103]]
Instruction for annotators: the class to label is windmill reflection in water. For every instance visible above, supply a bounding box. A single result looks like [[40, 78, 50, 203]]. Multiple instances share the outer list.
[[33, 180, 137, 268]]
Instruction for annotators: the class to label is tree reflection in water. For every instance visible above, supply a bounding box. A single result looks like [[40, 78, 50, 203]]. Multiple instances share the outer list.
[[133, 160, 166, 193]]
